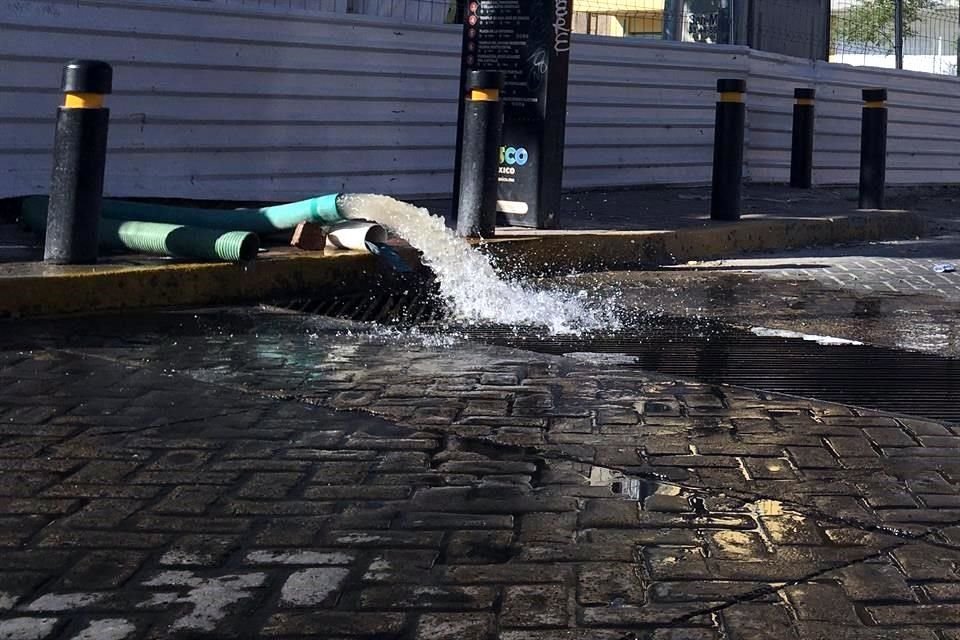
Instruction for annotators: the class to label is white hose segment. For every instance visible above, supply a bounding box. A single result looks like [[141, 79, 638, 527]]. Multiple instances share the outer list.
[[325, 220, 388, 252]]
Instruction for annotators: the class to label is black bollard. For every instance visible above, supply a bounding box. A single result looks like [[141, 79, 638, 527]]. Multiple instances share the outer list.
[[710, 78, 746, 221], [858, 88, 888, 210], [455, 70, 504, 238], [790, 88, 815, 189], [44, 60, 113, 264]]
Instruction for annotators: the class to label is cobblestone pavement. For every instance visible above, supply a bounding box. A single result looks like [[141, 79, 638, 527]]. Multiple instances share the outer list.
[[567, 267, 960, 357], [677, 234, 960, 302], [1, 308, 959, 639]]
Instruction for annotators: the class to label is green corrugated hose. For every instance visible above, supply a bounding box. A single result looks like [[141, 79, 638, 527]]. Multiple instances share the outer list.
[[107, 220, 259, 262], [21, 205, 259, 262], [21, 193, 344, 233]]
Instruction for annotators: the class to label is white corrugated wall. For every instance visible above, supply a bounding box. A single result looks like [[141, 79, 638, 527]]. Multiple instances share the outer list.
[[2, 0, 959, 200]]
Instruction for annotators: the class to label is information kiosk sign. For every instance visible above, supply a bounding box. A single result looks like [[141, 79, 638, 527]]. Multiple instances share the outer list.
[[453, 0, 572, 229]]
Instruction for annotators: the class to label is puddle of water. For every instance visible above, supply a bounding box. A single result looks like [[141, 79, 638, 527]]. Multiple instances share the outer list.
[[337, 194, 619, 334], [750, 327, 864, 346]]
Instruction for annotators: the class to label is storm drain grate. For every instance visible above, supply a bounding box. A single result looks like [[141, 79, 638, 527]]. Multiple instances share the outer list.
[[274, 292, 960, 424], [280, 286, 445, 326]]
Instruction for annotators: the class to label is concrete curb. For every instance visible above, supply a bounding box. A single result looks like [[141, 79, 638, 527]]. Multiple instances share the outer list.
[[486, 210, 924, 273], [0, 251, 388, 319], [0, 210, 925, 318]]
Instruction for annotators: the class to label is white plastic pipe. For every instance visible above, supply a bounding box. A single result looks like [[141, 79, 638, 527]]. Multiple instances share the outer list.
[[325, 220, 388, 252]]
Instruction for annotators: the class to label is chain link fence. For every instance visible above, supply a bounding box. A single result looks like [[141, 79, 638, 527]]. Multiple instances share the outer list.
[[831, 0, 959, 75]]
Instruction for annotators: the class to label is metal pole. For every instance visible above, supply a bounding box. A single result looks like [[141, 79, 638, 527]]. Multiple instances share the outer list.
[[44, 60, 112, 264], [790, 88, 815, 189], [455, 70, 504, 238], [662, 0, 684, 41], [721, 0, 733, 45], [858, 88, 888, 210], [710, 78, 746, 221], [894, 0, 904, 70]]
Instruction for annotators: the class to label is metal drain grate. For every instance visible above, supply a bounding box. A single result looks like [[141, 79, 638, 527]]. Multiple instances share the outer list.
[[279, 285, 445, 326], [274, 292, 960, 424]]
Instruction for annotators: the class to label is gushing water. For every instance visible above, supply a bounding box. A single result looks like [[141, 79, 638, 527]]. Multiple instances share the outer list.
[[337, 194, 619, 334]]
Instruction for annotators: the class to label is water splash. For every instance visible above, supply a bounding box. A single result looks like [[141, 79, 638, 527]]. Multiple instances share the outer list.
[[337, 194, 619, 334]]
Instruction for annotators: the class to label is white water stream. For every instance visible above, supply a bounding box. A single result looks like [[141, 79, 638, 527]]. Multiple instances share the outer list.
[[337, 194, 618, 334]]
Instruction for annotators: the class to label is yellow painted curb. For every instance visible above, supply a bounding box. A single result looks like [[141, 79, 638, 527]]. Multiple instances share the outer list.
[[0, 250, 386, 319], [0, 210, 925, 318]]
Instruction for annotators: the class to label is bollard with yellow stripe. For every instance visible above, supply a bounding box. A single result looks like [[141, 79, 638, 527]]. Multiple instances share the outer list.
[[454, 70, 505, 239], [44, 60, 113, 264], [859, 88, 888, 210], [711, 79, 747, 221], [791, 88, 816, 188]]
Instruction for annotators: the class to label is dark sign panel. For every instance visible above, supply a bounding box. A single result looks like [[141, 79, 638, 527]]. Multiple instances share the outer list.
[[453, 0, 572, 229]]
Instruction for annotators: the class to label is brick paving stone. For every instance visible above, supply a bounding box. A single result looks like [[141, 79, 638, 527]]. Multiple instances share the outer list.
[[891, 544, 960, 581], [501, 584, 570, 628], [829, 560, 917, 603], [791, 622, 940, 639], [358, 585, 497, 610], [921, 583, 960, 601], [280, 567, 350, 607], [0, 617, 59, 640], [650, 580, 767, 603], [159, 534, 241, 567], [576, 562, 646, 606], [262, 611, 407, 636], [785, 582, 860, 622], [237, 472, 304, 499], [398, 512, 514, 530], [866, 603, 960, 625], [442, 564, 572, 585], [518, 512, 576, 543], [58, 551, 146, 590], [721, 602, 799, 640], [580, 602, 717, 626], [445, 530, 514, 564], [362, 550, 439, 583], [416, 613, 493, 640]]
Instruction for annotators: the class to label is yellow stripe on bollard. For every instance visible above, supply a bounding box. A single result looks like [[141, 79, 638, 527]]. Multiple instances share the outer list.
[[719, 91, 744, 103], [64, 93, 105, 109], [864, 100, 887, 109], [469, 88, 500, 102], [795, 98, 815, 106]]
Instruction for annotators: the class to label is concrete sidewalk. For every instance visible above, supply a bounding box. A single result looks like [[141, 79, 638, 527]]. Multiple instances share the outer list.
[[0, 184, 943, 317]]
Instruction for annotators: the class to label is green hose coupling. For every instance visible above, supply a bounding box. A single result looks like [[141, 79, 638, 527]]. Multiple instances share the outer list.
[[257, 193, 344, 229]]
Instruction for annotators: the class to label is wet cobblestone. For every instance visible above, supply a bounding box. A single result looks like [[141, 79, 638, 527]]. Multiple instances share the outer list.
[[0, 309, 958, 638]]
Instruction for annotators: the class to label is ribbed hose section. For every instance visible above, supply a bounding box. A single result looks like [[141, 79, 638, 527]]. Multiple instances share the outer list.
[[108, 221, 259, 262], [20, 205, 259, 262]]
